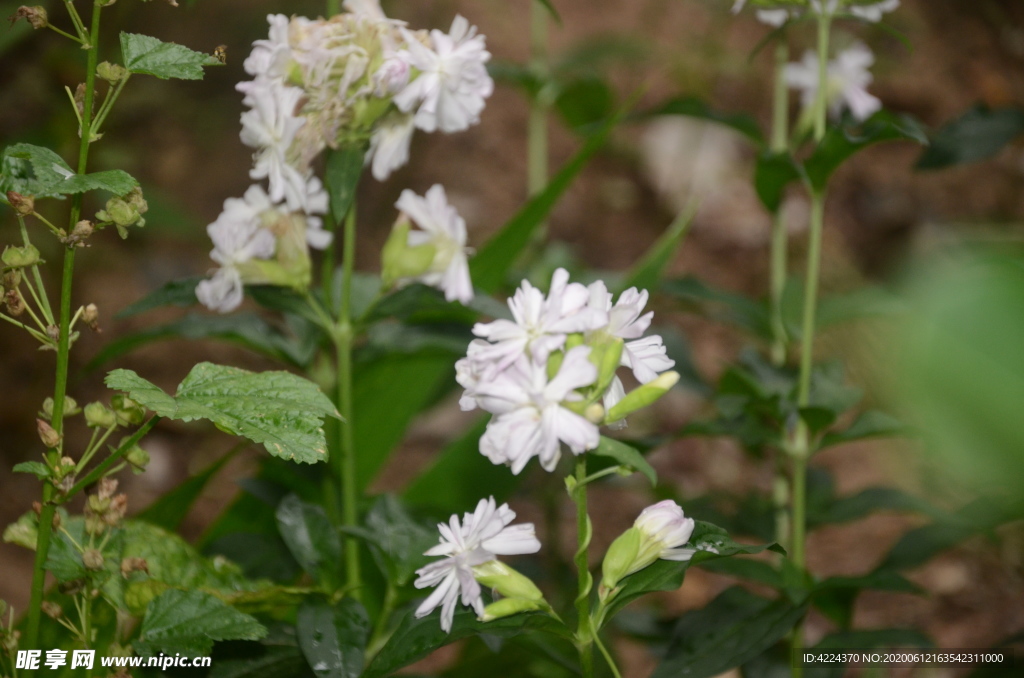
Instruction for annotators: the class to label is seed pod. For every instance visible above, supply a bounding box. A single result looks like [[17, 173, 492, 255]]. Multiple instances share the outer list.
[[10, 6, 48, 29], [5, 290, 25, 317], [5, 191, 34, 216], [82, 549, 104, 570], [2, 269, 22, 290], [36, 418, 61, 449], [96, 61, 127, 84], [1, 244, 40, 268], [84, 402, 117, 429]]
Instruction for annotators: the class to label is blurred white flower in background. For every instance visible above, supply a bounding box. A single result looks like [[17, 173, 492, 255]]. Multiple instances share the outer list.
[[786, 42, 882, 121]]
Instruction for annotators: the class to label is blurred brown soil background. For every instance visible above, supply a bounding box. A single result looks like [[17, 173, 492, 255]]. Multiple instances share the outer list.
[[2, 0, 1024, 675]]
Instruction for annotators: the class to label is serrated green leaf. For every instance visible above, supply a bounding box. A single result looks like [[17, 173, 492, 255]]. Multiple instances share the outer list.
[[650, 587, 807, 678], [326, 145, 365, 224], [137, 589, 267, 656], [275, 495, 342, 588], [363, 610, 570, 678], [12, 461, 50, 479], [117, 277, 203, 318], [120, 32, 221, 80], [297, 597, 369, 678], [591, 436, 657, 486], [805, 112, 928, 192], [105, 363, 337, 464], [916, 105, 1024, 170], [0, 143, 138, 199]]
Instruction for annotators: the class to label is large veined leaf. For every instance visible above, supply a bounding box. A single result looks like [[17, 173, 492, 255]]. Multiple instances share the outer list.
[[136, 589, 266, 656], [0, 143, 138, 199], [275, 495, 342, 589], [106, 363, 338, 464], [362, 609, 570, 678], [296, 598, 369, 678], [120, 32, 221, 80]]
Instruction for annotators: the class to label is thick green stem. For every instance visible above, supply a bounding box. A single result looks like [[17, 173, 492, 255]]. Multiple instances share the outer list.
[[573, 456, 595, 678], [336, 205, 361, 598], [25, 0, 103, 651], [326, 0, 341, 16], [769, 40, 790, 368], [528, 0, 549, 199]]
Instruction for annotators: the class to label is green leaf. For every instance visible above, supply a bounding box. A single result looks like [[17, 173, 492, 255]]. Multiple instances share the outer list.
[[650, 587, 808, 678], [137, 589, 267, 656], [276, 495, 342, 588], [470, 108, 623, 292], [120, 32, 221, 80], [618, 202, 696, 295], [755, 150, 803, 213], [136, 449, 237, 531], [818, 410, 905, 450], [117, 277, 203, 318], [209, 626, 310, 678], [86, 312, 321, 371], [535, 0, 562, 24], [12, 461, 50, 479], [297, 597, 369, 678], [804, 112, 928, 192], [363, 610, 570, 678], [697, 558, 783, 589], [325, 145, 364, 224], [0, 143, 138, 199], [811, 571, 920, 627], [362, 495, 436, 587], [105, 362, 338, 464], [662, 276, 771, 339], [591, 436, 657, 486], [810, 487, 940, 527], [643, 96, 764, 145], [555, 77, 614, 132], [603, 521, 782, 621], [403, 418, 523, 516], [916, 105, 1024, 170]]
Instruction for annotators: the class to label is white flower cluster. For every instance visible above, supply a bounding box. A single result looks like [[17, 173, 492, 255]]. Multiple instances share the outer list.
[[731, 0, 898, 27], [414, 497, 540, 633], [456, 269, 677, 475], [198, 0, 493, 312], [786, 42, 881, 122]]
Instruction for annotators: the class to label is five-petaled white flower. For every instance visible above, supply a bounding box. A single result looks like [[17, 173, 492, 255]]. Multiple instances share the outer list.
[[394, 184, 474, 303], [470, 347, 601, 474], [786, 42, 882, 122], [394, 15, 494, 133], [414, 497, 541, 633]]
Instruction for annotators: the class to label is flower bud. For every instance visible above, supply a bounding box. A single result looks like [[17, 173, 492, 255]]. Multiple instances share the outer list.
[[96, 197, 141, 229], [36, 418, 61, 449], [82, 549, 104, 570], [10, 6, 47, 29], [125, 443, 150, 473], [2, 244, 40, 268], [5, 290, 25, 317], [600, 527, 641, 592], [381, 217, 437, 289], [67, 220, 94, 247], [588, 335, 624, 395], [473, 561, 544, 602], [3, 269, 22, 290], [478, 597, 546, 623], [84, 402, 117, 429], [605, 371, 680, 424], [120, 557, 148, 578], [111, 395, 144, 426], [96, 61, 127, 83], [5, 191, 34, 216], [41, 601, 62, 619], [39, 396, 79, 419]]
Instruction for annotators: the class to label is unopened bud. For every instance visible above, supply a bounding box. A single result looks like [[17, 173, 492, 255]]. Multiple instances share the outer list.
[[120, 557, 148, 578], [111, 395, 143, 426], [5, 290, 25, 317], [96, 61, 127, 84], [67, 220, 94, 247], [605, 371, 680, 424], [473, 561, 545, 602], [381, 217, 437, 289], [125, 444, 150, 473], [3, 269, 22, 290], [82, 549, 104, 570], [41, 601, 62, 619], [84, 402, 117, 429], [2, 244, 40, 268], [589, 335, 624, 395], [600, 527, 641, 593], [9, 6, 47, 29], [479, 597, 545, 623], [585, 403, 605, 424], [40, 396, 79, 418], [82, 303, 100, 331], [5, 191, 34, 216], [36, 418, 61, 449]]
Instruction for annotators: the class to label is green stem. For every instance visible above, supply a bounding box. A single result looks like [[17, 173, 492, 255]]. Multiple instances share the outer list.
[[573, 456, 595, 678], [326, 0, 341, 15], [528, 0, 549, 200], [0, 312, 51, 344], [336, 205, 361, 599], [63, 0, 87, 40], [91, 74, 131, 136], [813, 17, 832, 143], [593, 632, 623, 678], [769, 40, 790, 368], [60, 417, 160, 503], [47, 23, 86, 45]]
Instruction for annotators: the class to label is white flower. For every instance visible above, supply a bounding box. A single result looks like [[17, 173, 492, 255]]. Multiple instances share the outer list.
[[414, 497, 541, 633], [366, 112, 415, 181], [785, 43, 881, 122], [238, 80, 311, 209], [471, 269, 608, 371], [473, 347, 600, 474], [849, 0, 899, 22], [393, 15, 494, 133], [302, 176, 332, 250], [586, 282, 675, 385], [343, 0, 388, 22], [243, 14, 292, 81], [757, 8, 798, 26], [394, 184, 473, 303], [196, 267, 245, 313], [634, 500, 697, 562]]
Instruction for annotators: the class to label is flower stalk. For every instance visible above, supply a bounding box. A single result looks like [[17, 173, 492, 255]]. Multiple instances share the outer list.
[[26, 0, 103, 651], [573, 455, 595, 677]]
